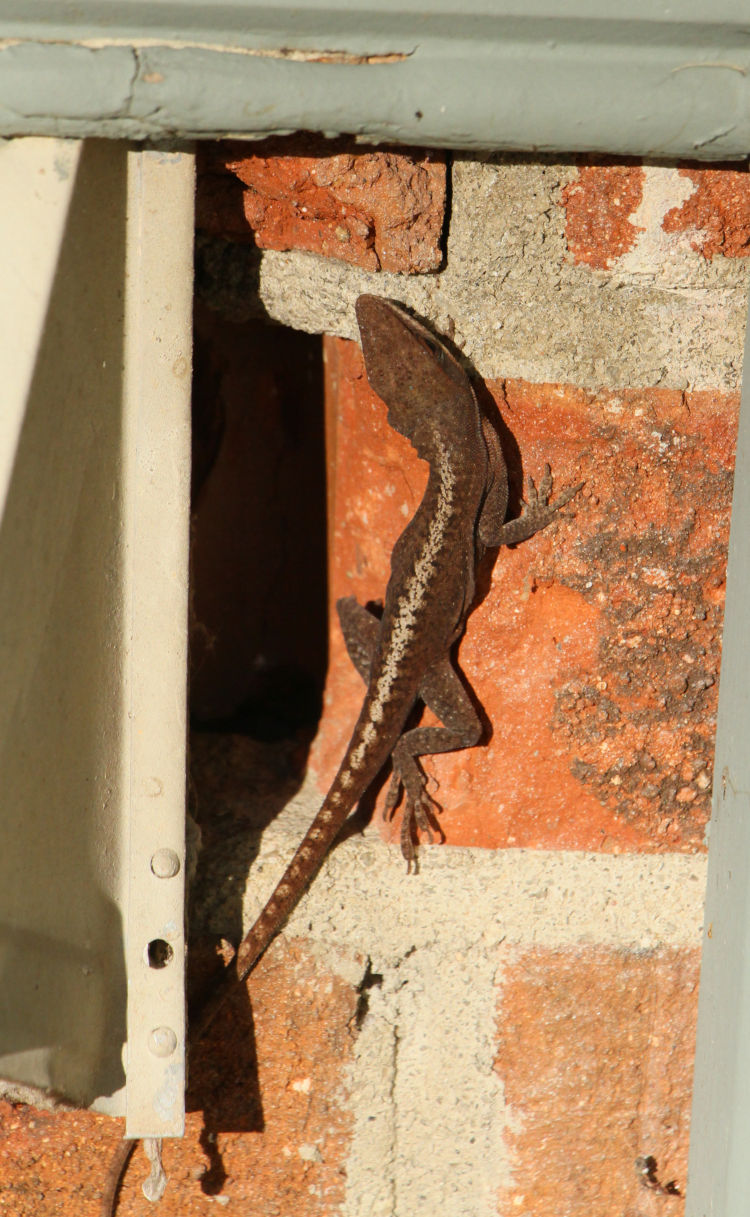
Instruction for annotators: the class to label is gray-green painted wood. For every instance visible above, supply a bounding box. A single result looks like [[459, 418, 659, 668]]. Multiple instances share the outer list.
[[686, 294, 750, 1215], [0, 2, 749, 156]]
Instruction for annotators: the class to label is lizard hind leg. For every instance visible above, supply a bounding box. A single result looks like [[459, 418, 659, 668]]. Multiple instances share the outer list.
[[337, 597, 484, 871], [383, 759, 443, 872], [336, 594, 380, 682], [337, 593, 443, 868], [386, 659, 483, 869]]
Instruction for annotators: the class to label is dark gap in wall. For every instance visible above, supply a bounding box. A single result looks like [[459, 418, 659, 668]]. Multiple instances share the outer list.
[[189, 301, 328, 747]]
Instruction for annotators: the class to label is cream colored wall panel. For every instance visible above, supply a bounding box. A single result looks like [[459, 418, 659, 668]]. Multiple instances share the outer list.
[[0, 139, 192, 1138]]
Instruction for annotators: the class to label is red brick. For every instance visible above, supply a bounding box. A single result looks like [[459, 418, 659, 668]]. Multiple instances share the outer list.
[[663, 165, 750, 259], [311, 336, 737, 853], [562, 164, 645, 268], [197, 138, 446, 273], [562, 161, 750, 268], [496, 946, 698, 1216], [0, 1102, 121, 1216]]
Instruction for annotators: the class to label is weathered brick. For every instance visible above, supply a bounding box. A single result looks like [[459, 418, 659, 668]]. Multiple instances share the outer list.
[[495, 946, 699, 1216], [562, 164, 645, 268], [311, 336, 737, 853], [562, 160, 750, 270], [0, 1102, 121, 1216], [663, 166, 750, 259], [197, 137, 446, 273]]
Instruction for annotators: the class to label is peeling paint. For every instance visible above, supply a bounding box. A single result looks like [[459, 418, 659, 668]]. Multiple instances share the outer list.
[[67, 37, 413, 63]]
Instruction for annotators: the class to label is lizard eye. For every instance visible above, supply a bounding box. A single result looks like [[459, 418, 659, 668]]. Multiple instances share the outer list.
[[418, 331, 446, 367], [422, 335, 467, 391]]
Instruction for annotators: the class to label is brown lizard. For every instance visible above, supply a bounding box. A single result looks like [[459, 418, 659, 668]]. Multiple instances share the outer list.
[[102, 294, 581, 1214]]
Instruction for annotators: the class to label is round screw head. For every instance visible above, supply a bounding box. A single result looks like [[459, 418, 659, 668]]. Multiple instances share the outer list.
[[150, 848, 180, 879], [148, 1026, 178, 1058]]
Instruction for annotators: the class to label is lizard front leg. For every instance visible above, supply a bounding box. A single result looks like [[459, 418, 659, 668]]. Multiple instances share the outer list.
[[484, 462, 583, 549]]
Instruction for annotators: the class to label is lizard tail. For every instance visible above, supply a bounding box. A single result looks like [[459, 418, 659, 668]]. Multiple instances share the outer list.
[[100, 1136, 136, 1217], [193, 761, 364, 1040]]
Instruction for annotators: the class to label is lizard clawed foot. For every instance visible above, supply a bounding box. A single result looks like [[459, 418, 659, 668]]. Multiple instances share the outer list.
[[384, 772, 444, 871], [496, 466, 583, 546], [526, 464, 584, 517]]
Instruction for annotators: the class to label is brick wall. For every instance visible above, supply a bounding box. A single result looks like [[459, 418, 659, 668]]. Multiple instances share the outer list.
[[4, 146, 747, 1216]]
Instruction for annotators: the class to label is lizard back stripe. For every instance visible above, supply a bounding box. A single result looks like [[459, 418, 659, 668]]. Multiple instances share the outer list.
[[345, 438, 457, 776]]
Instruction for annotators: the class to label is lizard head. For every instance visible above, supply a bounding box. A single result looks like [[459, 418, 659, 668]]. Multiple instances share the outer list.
[[355, 295, 478, 459]]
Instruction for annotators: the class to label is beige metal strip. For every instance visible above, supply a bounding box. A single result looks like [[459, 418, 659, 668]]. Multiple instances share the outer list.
[[122, 145, 193, 1138]]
